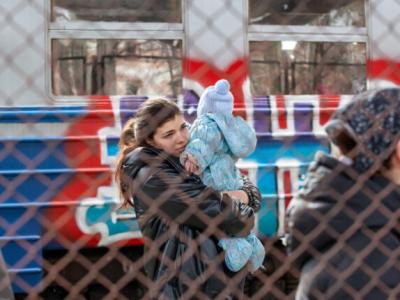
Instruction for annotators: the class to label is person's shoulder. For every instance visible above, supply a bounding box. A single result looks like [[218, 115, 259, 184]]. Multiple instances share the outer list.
[[123, 146, 159, 166], [121, 147, 161, 181], [123, 147, 182, 185], [300, 153, 342, 197], [122, 146, 180, 176]]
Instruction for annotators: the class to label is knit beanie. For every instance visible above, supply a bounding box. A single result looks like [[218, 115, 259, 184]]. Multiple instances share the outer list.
[[325, 88, 400, 173], [197, 79, 234, 116]]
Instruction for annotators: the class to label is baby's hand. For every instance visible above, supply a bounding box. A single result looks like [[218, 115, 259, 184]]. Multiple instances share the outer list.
[[185, 159, 199, 174], [183, 153, 200, 174]]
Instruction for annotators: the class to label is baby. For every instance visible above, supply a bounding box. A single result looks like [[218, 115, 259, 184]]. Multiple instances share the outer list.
[[181, 79, 265, 272]]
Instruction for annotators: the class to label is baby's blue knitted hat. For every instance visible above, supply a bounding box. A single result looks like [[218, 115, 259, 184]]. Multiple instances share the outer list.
[[197, 79, 234, 116]]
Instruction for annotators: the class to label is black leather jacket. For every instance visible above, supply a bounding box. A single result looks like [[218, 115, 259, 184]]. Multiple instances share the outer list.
[[287, 154, 400, 300], [121, 146, 261, 299]]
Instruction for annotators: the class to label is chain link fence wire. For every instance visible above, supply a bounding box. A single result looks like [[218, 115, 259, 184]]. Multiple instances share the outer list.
[[1, 0, 400, 299]]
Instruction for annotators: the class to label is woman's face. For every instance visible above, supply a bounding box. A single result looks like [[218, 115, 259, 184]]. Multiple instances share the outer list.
[[147, 114, 189, 157]]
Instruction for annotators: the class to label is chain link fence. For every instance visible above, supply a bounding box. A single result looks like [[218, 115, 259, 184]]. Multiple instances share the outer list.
[[1, 0, 400, 299]]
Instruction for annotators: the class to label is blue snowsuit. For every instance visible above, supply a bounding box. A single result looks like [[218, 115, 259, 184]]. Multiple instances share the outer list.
[[185, 113, 256, 190], [184, 113, 265, 272]]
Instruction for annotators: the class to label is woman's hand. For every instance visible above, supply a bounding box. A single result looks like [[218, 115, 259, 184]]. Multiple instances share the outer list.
[[222, 190, 249, 205]]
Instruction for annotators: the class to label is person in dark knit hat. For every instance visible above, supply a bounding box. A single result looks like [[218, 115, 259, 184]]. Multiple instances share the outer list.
[[287, 88, 400, 300]]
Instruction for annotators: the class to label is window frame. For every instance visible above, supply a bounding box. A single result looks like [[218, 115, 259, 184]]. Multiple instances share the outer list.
[[248, 25, 367, 43], [46, 1, 185, 102], [246, 0, 370, 95]]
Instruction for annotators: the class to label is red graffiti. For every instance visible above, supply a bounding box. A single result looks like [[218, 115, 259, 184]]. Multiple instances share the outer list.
[[368, 59, 400, 85], [46, 97, 115, 247], [183, 58, 248, 118], [319, 94, 341, 125], [276, 95, 288, 129]]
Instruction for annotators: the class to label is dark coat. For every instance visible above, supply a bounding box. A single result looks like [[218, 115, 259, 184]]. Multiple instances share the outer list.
[[287, 154, 400, 300], [121, 146, 260, 299]]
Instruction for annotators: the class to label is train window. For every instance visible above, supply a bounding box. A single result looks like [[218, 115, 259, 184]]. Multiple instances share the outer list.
[[249, 0, 365, 27], [51, 0, 182, 23], [249, 41, 366, 95], [51, 39, 182, 97]]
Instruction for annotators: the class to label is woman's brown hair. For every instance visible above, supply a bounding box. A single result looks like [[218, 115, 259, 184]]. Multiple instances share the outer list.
[[115, 98, 181, 207]]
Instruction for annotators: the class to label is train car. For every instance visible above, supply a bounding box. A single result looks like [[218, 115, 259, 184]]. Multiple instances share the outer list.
[[0, 0, 398, 297]]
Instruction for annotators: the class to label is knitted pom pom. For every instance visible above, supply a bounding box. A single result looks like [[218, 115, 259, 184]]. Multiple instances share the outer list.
[[215, 79, 230, 95], [197, 78, 234, 116]]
